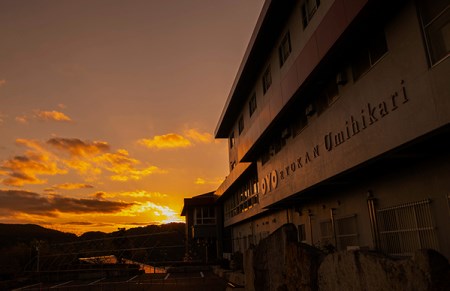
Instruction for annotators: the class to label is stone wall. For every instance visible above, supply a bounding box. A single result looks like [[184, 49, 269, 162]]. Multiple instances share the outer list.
[[245, 224, 450, 291]]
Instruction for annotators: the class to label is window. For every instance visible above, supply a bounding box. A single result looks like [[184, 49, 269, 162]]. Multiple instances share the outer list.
[[223, 173, 259, 220], [249, 93, 257, 117], [302, 0, 320, 28], [376, 199, 438, 256], [319, 220, 333, 246], [316, 77, 340, 115], [418, 0, 450, 65], [195, 206, 216, 225], [279, 31, 292, 67], [351, 27, 388, 80], [262, 66, 272, 94], [336, 215, 359, 250], [229, 131, 235, 148], [238, 116, 244, 135]]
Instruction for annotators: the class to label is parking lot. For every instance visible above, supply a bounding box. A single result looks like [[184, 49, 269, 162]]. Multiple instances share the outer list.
[[12, 271, 242, 291]]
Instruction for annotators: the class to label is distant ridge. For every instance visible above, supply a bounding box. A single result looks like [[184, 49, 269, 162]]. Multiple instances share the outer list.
[[0, 223, 77, 248]]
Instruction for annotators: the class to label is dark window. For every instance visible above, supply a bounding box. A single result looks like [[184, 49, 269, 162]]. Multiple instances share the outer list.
[[292, 110, 308, 137], [262, 66, 272, 94], [352, 27, 388, 80], [418, 0, 450, 65], [229, 131, 235, 148], [279, 31, 292, 67], [317, 77, 340, 115], [249, 93, 257, 117], [302, 0, 321, 28], [238, 116, 244, 135]]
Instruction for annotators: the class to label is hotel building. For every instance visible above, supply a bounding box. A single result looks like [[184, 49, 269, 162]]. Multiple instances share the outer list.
[[214, 0, 450, 259]]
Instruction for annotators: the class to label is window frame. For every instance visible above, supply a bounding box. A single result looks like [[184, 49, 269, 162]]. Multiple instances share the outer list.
[[301, 0, 321, 29], [418, 1, 450, 66], [279, 31, 292, 67]]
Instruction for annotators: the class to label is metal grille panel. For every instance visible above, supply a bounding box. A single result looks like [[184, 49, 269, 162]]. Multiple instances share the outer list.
[[376, 199, 438, 256]]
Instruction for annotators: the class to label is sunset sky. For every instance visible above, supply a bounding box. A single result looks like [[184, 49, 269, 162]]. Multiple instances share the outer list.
[[0, 0, 264, 234]]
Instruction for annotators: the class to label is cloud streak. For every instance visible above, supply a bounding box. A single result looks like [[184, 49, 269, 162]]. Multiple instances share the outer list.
[[36, 110, 71, 122], [47, 138, 110, 157], [15, 110, 72, 124], [138, 128, 213, 150], [195, 177, 224, 185], [138, 133, 192, 149], [45, 183, 94, 191], [0, 190, 134, 217]]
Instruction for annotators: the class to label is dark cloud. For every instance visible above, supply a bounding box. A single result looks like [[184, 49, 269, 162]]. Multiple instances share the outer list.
[[46, 183, 95, 191], [47, 138, 110, 157], [0, 190, 134, 217]]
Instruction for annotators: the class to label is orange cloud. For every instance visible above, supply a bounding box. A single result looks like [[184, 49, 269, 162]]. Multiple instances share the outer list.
[[184, 129, 213, 143], [195, 177, 224, 185], [1, 137, 164, 186], [0, 140, 67, 186], [15, 115, 28, 124], [138, 133, 192, 149], [95, 149, 166, 181], [46, 183, 94, 191], [100, 190, 168, 202], [0, 79, 6, 87], [47, 137, 110, 157], [15, 109, 72, 124], [36, 110, 71, 122]]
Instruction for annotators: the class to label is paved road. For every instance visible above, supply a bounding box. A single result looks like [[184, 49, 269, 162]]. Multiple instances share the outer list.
[[12, 271, 242, 291]]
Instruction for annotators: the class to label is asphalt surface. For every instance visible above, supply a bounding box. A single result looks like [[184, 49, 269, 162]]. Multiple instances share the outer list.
[[10, 271, 242, 291]]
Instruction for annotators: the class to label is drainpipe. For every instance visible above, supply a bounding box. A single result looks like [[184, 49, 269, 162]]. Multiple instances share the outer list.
[[367, 191, 379, 250], [330, 208, 337, 248]]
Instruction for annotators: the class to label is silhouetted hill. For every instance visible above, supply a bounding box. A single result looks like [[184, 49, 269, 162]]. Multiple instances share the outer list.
[[0, 223, 77, 248], [79, 231, 108, 241]]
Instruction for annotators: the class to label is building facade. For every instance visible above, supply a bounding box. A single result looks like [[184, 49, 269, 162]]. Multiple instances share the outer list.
[[214, 0, 450, 259], [180, 192, 219, 262]]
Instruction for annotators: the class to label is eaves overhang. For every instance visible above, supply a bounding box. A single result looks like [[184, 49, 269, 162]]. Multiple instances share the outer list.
[[215, 0, 297, 138]]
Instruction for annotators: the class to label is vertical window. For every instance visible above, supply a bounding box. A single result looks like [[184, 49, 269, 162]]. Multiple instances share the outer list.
[[249, 93, 257, 117], [302, 0, 320, 28], [316, 77, 340, 115], [418, 0, 450, 65], [319, 220, 333, 246], [279, 31, 292, 67], [238, 116, 244, 135], [262, 66, 272, 94], [229, 131, 235, 148], [352, 27, 388, 80], [336, 215, 359, 250]]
